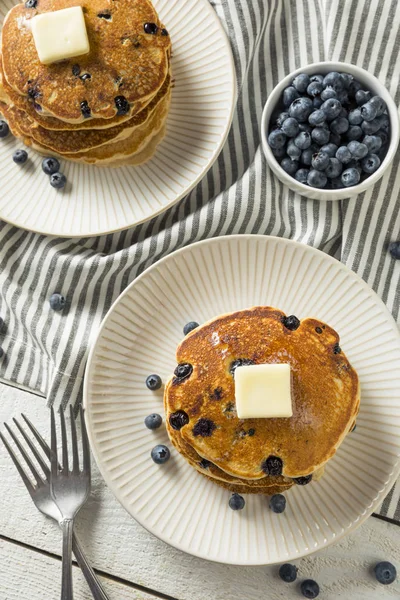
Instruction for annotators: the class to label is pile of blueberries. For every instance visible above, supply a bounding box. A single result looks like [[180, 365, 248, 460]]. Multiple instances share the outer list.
[[268, 71, 390, 189]]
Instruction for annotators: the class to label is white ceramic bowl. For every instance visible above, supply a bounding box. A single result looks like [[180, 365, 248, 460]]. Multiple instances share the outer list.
[[261, 61, 400, 201]]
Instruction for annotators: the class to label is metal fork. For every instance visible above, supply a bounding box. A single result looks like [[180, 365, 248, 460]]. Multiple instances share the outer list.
[[0, 409, 109, 600]]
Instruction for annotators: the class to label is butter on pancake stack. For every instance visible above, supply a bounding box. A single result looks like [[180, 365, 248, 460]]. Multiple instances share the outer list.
[[164, 307, 360, 495], [0, 0, 171, 166]]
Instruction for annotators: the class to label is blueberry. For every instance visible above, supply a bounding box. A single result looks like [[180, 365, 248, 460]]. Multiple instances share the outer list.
[[329, 177, 343, 189], [329, 132, 341, 146], [283, 86, 300, 107], [377, 113, 390, 133], [169, 410, 189, 430], [369, 96, 386, 117], [80, 73, 92, 82], [115, 95, 130, 116], [341, 167, 360, 187], [151, 444, 170, 464], [348, 108, 363, 125], [308, 109, 325, 127], [193, 418, 216, 437], [323, 72, 344, 92], [229, 358, 255, 376], [330, 116, 349, 135], [294, 131, 312, 150], [292, 73, 310, 93], [336, 145, 352, 164], [49, 293, 66, 311], [311, 151, 330, 171], [348, 140, 368, 159], [161, 28, 168, 36], [269, 493, 286, 513], [307, 81, 323, 97], [347, 159, 363, 174], [320, 143, 338, 158], [261, 455, 283, 476], [80, 100, 91, 118], [361, 153, 380, 174], [355, 89, 372, 106], [0, 121, 9, 138], [13, 149, 28, 164], [321, 98, 342, 121], [287, 140, 302, 160], [50, 172, 67, 189], [275, 111, 289, 127], [272, 146, 286, 159], [268, 129, 286, 149], [295, 168, 309, 183], [310, 74, 324, 84], [301, 148, 313, 166], [144, 22, 158, 34], [374, 561, 397, 585], [294, 474, 313, 485], [311, 127, 330, 145], [313, 96, 323, 109], [301, 579, 320, 598], [389, 241, 400, 259], [279, 564, 298, 583], [378, 131, 389, 146], [361, 118, 381, 135], [42, 157, 60, 175], [144, 413, 162, 429], [173, 363, 193, 382], [146, 374, 162, 390], [229, 493, 245, 511], [281, 117, 299, 138], [346, 125, 362, 141], [348, 79, 362, 98], [341, 73, 354, 89], [337, 91, 349, 105], [325, 158, 342, 178], [289, 97, 313, 122], [72, 64, 81, 76], [307, 169, 327, 188], [298, 123, 312, 133], [280, 158, 299, 175], [282, 315, 300, 330], [360, 100, 378, 121], [183, 321, 199, 335], [320, 86, 337, 101]]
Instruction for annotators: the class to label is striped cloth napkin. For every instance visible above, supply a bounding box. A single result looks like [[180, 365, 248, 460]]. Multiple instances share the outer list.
[[0, 0, 399, 523]]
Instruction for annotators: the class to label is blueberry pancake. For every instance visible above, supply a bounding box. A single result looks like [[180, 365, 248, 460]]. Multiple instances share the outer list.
[[164, 307, 360, 482]]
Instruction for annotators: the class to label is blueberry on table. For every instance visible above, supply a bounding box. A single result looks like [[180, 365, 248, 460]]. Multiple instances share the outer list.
[[279, 563, 298, 583], [325, 158, 342, 179], [280, 157, 299, 175], [295, 168, 309, 183], [355, 89, 372, 106], [268, 129, 286, 149], [311, 151, 330, 171], [321, 98, 342, 121], [49, 293, 66, 311], [330, 116, 349, 135], [42, 157, 60, 175], [50, 172, 67, 189], [361, 154, 380, 174], [283, 86, 300, 107], [389, 241, 400, 259], [183, 321, 199, 335], [308, 109, 326, 127], [361, 118, 381, 135], [336, 145, 352, 164], [374, 561, 397, 585], [144, 413, 162, 430], [292, 73, 310, 93], [288, 97, 313, 122], [348, 108, 363, 125], [348, 140, 368, 159], [307, 81, 323, 97], [341, 167, 360, 187], [229, 493, 245, 511], [281, 117, 300, 138], [269, 494, 286, 513], [0, 120, 9, 138], [151, 445, 170, 464], [301, 579, 320, 598], [146, 374, 162, 390], [307, 169, 327, 188], [346, 126, 362, 141], [320, 143, 338, 157], [311, 127, 330, 146], [13, 149, 28, 164], [323, 71, 344, 92]]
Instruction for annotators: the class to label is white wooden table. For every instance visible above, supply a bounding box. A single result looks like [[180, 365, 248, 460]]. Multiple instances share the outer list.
[[1, 381, 399, 600]]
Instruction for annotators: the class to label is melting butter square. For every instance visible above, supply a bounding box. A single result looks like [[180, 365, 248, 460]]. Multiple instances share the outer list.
[[235, 363, 293, 419], [31, 7, 90, 65]]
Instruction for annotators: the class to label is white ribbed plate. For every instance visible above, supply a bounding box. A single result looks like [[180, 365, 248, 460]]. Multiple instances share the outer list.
[[0, 0, 235, 238], [84, 235, 400, 565]]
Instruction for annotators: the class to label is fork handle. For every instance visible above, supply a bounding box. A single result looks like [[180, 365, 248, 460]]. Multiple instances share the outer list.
[[72, 534, 110, 600], [61, 518, 74, 600]]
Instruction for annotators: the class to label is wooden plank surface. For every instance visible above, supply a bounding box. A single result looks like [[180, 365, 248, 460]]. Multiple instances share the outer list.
[[0, 382, 399, 600]]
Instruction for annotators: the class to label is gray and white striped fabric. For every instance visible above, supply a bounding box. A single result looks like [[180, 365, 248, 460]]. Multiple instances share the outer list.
[[0, 0, 399, 522]]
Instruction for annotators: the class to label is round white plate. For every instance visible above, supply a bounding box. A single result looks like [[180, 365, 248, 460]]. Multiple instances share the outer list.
[[0, 0, 235, 238], [84, 235, 400, 565]]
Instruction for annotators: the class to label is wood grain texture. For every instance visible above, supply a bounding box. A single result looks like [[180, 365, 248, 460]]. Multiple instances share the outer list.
[[0, 383, 399, 599]]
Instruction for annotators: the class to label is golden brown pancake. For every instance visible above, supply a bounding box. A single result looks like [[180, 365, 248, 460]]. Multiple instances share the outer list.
[[2, 0, 171, 122], [164, 307, 360, 481]]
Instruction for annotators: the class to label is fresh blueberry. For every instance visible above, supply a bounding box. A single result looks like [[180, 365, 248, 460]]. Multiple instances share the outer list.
[[144, 22, 158, 34], [329, 132, 342, 146], [329, 177, 343, 189], [295, 168, 309, 183], [341, 167, 360, 187], [268, 129, 286, 149], [311, 151, 330, 171], [272, 146, 286, 159], [348, 140, 368, 159], [301, 579, 320, 598], [360, 100, 378, 121], [298, 123, 312, 133], [280, 158, 299, 175], [363, 134, 382, 153], [348, 108, 363, 125], [374, 561, 397, 585], [361, 153, 381, 174], [311, 127, 330, 145], [348, 79, 362, 98], [313, 96, 323, 109], [389, 241, 400, 259], [289, 97, 313, 122], [282, 117, 300, 137], [50, 172, 67, 189], [346, 125, 363, 141], [377, 113, 390, 133], [146, 374, 162, 390], [151, 444, 170, 464], [269, 494, 286, 513], [283, 86, 300, 107], [339, 106, 348, 118], [320, 143, 338, 157], [369, 96, 386, 117], [378, 131, 389, 146], [355, 89, 372, 106], [361, 118, 381, 135], [287, 140, 302, 160], [347, 159, 363, 174], [275, 111, 290, 127], [294, 131, 312, 150], [307, 169, 327, 188], [183, 321, 199, 335], [310, 74, 324, 84], [325, 157, 342, 178], [321, 98, 342, 121], [308, 109, 326, 127], [307, 81, 323, 97], [229, 493, 245, 511], [49, 293, 66, 311], [292, 73, 310, 93], [279, 564, 298, 583], [13, 149, 28, 164], [330, 116, 349, 135], [320, 86, 337, 101], [323, 72, 344, 92], [337, 90, 349, 105], [301, 148, 313, 166], [144, 413, 162, 429], [336, 145, 352, 164], [0, 121, 9, 138], [341, 73, 354, 89], [42, 157, 60, 175]]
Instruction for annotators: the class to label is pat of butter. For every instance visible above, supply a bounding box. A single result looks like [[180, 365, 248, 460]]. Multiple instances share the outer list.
[[235, 363, 293, 419], [31, 7, 90, 65]]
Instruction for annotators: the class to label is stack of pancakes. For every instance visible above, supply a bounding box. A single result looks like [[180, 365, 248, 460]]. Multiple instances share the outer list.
[[164, 307, 360, 495], [0, 0, 171, 166]]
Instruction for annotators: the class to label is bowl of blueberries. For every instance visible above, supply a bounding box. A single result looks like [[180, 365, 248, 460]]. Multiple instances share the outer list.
[[261, 62, 399, 200]]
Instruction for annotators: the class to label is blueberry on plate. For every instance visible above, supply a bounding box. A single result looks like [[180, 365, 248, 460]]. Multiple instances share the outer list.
[[287, 140, 302, 160], [146, 374, 162, 390], [374, 561, 397, 585], [389, 241, 400, 259], [320, 143, 338, 158], [280, 157, 299, 175], [361, 153, 380, 174], [144, 413, 162, 429], [307, 169, 327, 188], [279, 563, 298, 583], [13, 149, 28, 164], [348, 108, 363, 125], [336, 145, 352, 164], [355, 89, 372, 106], [268, 129, 286, 149], [325, 158, 342, 179], [341, 167, 360, 187], [0, 120, 9, 138], [269, 493, 286, 513], [183, 321, 199, 335], [288, 97, 313, 122], [49, 293, 66, 311], [229, 493, 245, 510], [50, 172, 67, 189], [292, 73, 310, 93], [282, 117, 300, 138], [294, 168, 309, 184], [311, 151, 330, 171], [348, 140, 368, 159], [320, 98, 342, 121], [301, 579, 320, 598], [42, 157, 60, 175], [360, 100, 378, 122], [283, 86, 299, 107], [308, 109, 326, 127], [151, 445, 170, 464]]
